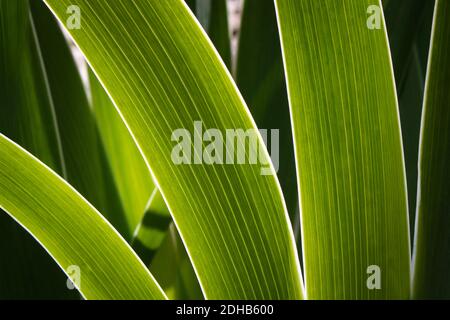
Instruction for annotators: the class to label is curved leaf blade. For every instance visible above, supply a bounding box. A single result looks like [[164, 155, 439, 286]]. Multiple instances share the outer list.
[[275, 0, 410, 299], [412, 0, 450, 299], [0, 0, 62, 171], [44, 0, 304, 299], [0, 133, 166, 300], [0, 0, 73, 298]]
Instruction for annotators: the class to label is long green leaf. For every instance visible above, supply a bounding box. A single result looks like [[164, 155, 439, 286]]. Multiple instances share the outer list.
[[132, 0, 231, 291], [275, 0, 410, 299], [45, 0, 304, 299], [0, 133, 166, 300], [92, 0, 233, 264], [412, 0, 450, 299], [92, 0, 231, 244], [0, 0, 72, 298], [0, 0, 62, 172]]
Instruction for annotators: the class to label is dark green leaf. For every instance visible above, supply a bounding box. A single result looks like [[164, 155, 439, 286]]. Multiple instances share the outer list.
[[412, 0, 450, 299]]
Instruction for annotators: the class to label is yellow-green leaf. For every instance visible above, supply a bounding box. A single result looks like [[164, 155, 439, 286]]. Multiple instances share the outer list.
[[275, 0, 410, 299], [0, 133, 166, 300], [44, 0, 304, 299]]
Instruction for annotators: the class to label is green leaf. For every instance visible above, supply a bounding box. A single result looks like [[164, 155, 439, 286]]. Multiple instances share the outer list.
[[44, 0, 304, 299], [93, 0, 231, 274], [0, 0, 62, 171], [236, 0, 298, 227], [136, 0, 232, 291], [412, 0, 450, 299], [275, 0, 410, 299], [0, 0, 72, 299], [92, 0, 232, 242], [0, 133, 166, 300]]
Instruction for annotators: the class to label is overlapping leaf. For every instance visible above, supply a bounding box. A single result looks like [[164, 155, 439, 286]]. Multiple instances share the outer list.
[[0, 0, 72, 298], [30, 0, 129, 237], [44, 0, 303, 299]]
